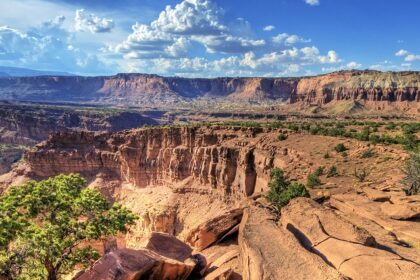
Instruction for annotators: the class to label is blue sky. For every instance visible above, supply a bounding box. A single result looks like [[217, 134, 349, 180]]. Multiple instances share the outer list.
[[0, 0, 419, 76]]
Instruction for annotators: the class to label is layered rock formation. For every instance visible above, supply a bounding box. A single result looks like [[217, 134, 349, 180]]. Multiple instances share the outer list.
[[2, 126, 420, 279], [0, 103, 157, 145], [0, 70, 419, 109]]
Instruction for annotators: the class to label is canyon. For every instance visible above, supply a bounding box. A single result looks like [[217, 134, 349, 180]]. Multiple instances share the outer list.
[[0, 71, 419, 114], [1, 125, 419, 279]]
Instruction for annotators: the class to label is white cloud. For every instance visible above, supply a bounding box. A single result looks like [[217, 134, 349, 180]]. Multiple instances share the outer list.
[[394, 49, 420, 62], [272, 33, 310, 46], [151, 0, 226, 35], [405, 54, 420, 62], [305, 0, 320, 6], [263, 25, 275, 31], [75, 9, 115, 33], [395, 49, 409, 57], [346, 61, 362, 69], [198, 35, 266, 53], [0, 16, 111, 74]]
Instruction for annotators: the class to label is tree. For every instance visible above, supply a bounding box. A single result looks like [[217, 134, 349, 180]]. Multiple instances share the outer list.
[[0, 174, 137, 280], [267, 168, 309, 211]]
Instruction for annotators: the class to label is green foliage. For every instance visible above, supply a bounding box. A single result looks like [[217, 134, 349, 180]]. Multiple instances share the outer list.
[[353, 168, 370, 182], [360, 148, 376, 158], [327, 165, 339, 177], [402, 153, 420, 195], [0, 174, 137, 280], [266, 168, 309, 211], [334, 143, 347, 153], [277, 133, 288, 141], [307, 172, 322, 188], [314, 166, 325, 177]]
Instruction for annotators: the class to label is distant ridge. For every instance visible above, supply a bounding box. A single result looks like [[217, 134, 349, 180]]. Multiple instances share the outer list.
[[0, 66, 75, 77]]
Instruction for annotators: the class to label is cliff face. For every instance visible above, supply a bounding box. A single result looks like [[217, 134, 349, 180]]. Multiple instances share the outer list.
[[23, 127, 277, 199], [0, 70, 418, 107], [0, 104, 158, 145]]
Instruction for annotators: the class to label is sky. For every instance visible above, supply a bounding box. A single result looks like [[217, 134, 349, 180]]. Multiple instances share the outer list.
[[0, 0, 419, 77]]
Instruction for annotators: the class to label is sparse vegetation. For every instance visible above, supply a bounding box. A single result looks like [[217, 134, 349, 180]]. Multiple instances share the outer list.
[[335, 143, 347, 153], [0, 174, 137, 280], [327, 165, 339, 177], [401, 153, 420, 195], [360, 148, 376, 158], [277, 133, 288, 141], [353, 167, 370, 182], [314, 166, 325, 176], [323, 152, 331, 159], [307, 172, 322, 188], [267, 168, 309, 211]]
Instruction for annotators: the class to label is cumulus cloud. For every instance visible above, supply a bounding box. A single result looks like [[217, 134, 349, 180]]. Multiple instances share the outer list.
[[395, 49, 420, 62], [346, 61, 362, 69], [305, 0, 320, 6], [0, 16, 111, 74], [263, 25, 275, 31], [75, 9, 115, 33], [272, 33, 311, 46], [111, 0, 340, 76], [151, 0, 226, 35], [395, 49, 409, 57]]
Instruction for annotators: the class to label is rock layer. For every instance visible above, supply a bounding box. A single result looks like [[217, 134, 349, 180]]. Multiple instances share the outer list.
[[0, 71, 419, 108]]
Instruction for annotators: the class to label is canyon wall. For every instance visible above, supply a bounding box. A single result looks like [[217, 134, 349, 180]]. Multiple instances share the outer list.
[[22, 127, 280, 199], [0, 104, 158, 145], [0, 70, 419, 107]]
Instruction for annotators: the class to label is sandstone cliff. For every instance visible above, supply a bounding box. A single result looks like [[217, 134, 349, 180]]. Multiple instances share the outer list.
[[2, 126, 420, 279], [0, 71, 419, 109]]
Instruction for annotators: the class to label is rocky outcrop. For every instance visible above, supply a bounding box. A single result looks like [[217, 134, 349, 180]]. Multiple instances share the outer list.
[[74, 233, 197, 280], [280, 198, 420, 280], [0, 71, 419, 108], [0, 104, 157, 145], [239, 204, 344, 280], [22, 127, 275, 198]]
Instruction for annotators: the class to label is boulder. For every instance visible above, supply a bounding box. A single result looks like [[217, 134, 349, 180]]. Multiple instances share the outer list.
[[281, 197, 420, 280], [74, 248, 196, 280], [74, 233, 197, 280], [380, 201, 420, 220], [363, 187, 390, 202], [239, 204, 343, 280], [186, 208, 243, 250]]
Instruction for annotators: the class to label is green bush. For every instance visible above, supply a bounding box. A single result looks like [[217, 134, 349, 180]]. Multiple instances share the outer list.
[[402, 153, 420, 195], [278, 133, 288, 141], [327, 165, 339, 177], [314, 166, 325, 177], [267, 168, 309, 211], [334, 143, 347, 153], [307, 172, 322, 188]]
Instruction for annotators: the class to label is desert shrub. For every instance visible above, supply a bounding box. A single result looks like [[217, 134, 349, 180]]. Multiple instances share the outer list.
[[327, 165, 339, 177], [401, 153, 420, 195], [353, 168, 370, 182], [323, 152, 331, 159], [314, 166, 325, 176], [307, 172, 322, 188], [360, 148, 376, 158], [278, 133, 288, 141], [385, 123, 397, 130], [267, 168, 309, 211], [334, 143, 347, 153]]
